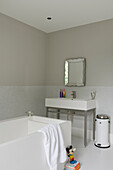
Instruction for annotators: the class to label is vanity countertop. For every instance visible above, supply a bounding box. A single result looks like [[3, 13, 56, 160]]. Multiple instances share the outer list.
[[45, 98, 96, 111]]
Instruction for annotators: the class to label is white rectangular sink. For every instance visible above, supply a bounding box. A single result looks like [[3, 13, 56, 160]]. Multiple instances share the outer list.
[[45, 98, 96, 111]]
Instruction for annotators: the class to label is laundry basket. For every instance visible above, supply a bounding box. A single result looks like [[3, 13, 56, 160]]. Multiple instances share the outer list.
[[94, 114, 110, 148]]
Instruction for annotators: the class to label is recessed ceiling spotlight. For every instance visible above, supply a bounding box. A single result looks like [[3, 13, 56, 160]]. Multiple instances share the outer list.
[[47, 17, 52, 20]]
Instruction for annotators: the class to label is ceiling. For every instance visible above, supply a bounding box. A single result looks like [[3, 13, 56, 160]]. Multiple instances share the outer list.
[[0, 0, 113, 33]]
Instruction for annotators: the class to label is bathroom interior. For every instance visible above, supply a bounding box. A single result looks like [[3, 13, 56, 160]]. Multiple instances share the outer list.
[[0, 0, 113, 170]]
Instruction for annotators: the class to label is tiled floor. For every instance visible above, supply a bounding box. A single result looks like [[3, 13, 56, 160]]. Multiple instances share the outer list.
[[72, 136, 113, 170]]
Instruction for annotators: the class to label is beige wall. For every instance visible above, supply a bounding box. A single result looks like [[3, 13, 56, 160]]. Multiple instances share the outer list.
[[0, 13, 47, 86], [46, 19, 113, 86], [1, 13, 113, 87]]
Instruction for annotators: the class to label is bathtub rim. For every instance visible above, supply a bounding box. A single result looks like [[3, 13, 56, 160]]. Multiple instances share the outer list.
[[0, 115, 28, 124], [0, 115, 71, 147]]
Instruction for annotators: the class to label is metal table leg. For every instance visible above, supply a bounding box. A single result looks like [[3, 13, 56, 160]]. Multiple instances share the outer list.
[[57, 109, 60, 119], [46, 107, 48, 117], [84, 111, 87, 147], [93, 108, 96, 140], [67, 110, 71, 120]]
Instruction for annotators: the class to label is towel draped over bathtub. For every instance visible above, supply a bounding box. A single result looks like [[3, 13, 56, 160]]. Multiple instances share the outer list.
[[38, 124, 66, 170]]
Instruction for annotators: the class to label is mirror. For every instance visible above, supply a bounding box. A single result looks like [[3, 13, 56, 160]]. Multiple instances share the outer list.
[[65, 57, 86, 86]]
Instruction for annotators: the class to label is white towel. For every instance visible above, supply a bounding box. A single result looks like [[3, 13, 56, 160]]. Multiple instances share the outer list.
[[38, 124, 66, 170]]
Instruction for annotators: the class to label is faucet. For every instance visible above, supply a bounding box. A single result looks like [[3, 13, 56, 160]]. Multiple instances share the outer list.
[[91, 91, 96, 99], [71, 91, 76, 98], [26, 111, 34, 117]]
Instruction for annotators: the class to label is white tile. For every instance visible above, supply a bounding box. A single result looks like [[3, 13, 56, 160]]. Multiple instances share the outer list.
[[0, 86, 46, 120]]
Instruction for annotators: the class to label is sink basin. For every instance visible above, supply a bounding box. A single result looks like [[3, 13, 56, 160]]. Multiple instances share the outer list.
[[45, 98, 96, 111]]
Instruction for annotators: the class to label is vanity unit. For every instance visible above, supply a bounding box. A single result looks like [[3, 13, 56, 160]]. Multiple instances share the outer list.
[[45, 98, 96, 147]]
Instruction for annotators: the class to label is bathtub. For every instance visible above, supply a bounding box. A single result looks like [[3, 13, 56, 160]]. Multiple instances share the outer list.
[[0, 116, 71, 170]]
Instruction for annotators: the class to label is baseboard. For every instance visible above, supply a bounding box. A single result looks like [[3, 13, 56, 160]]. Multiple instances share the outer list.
[[72, 127, 113, 145]]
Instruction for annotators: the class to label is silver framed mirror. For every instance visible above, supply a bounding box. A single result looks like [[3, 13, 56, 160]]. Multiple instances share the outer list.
[[65, 57, 86, 86]]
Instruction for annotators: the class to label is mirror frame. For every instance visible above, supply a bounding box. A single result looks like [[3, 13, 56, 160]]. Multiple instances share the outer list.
[[64, 57, 86, 87]]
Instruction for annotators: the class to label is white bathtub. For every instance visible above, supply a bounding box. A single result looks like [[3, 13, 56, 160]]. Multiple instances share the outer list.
[[0, 116, 71, 170]]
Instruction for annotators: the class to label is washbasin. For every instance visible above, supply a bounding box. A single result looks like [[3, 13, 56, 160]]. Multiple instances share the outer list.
[[45, 98, 96, 111], [56, 98, 88, 101]]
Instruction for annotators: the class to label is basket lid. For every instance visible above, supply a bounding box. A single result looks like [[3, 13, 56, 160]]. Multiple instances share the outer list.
[[96, 114, 109, 119]]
